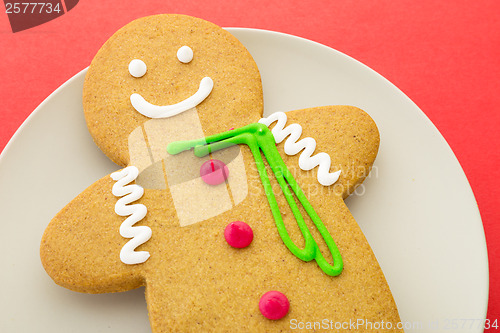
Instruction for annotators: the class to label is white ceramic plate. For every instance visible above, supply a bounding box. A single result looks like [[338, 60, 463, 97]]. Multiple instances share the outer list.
[[0, 28, 488, 332]]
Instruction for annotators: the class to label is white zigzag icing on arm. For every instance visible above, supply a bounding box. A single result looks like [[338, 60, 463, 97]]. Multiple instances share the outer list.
[[110, 166, 152, 264], [259, 112, 341, 186]]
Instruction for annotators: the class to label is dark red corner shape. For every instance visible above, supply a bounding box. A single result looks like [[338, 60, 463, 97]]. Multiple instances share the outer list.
[[4, 0, 79, 33]]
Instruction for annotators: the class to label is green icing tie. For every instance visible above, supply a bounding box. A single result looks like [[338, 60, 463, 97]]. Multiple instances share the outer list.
[[167, 123, 343, 276]]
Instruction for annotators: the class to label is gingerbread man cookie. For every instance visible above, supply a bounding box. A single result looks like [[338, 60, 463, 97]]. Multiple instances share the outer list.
[[40, 14, 402, 332]]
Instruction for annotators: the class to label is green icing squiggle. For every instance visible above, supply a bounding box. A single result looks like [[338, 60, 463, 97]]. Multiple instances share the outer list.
[[167, 123, 343, 276]]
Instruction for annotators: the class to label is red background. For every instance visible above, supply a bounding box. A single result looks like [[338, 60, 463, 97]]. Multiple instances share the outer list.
[[1, 0, 498, 327]]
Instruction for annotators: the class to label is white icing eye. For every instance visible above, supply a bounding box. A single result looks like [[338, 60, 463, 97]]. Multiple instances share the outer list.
[[177, 46, 193, 63], [128, 59, 147, 78]]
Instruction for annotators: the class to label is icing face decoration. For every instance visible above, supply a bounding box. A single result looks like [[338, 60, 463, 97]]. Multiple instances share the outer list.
[[129, 45, 214, 119], [128, 59, 147, 78], [177, 45, 193, 63]]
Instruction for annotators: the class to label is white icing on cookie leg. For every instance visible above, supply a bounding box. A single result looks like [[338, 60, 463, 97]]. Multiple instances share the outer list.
[[111, 166, 152, 264], [259, 111, 341, 186]]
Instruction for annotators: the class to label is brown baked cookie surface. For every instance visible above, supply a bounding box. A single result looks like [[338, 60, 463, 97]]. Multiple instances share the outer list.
[[40, 14, 403, 332]]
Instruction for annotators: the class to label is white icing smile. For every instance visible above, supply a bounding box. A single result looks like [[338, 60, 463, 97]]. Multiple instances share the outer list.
[[128, 46, 213, 119], [130, 76, 213, 118]]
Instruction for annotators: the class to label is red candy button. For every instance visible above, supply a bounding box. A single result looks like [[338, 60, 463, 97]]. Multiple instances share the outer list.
[[259, 291, 290, 320], [200, 159, 229, 185], [224, 221, 253, 248]]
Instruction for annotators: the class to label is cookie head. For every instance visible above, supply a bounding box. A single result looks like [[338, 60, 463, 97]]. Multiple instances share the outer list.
[[83, 14, 263, 167]]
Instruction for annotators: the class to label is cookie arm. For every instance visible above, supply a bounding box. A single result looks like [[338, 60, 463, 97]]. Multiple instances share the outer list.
[[40, 173, 144, 294], [270, 106, 380, 199]]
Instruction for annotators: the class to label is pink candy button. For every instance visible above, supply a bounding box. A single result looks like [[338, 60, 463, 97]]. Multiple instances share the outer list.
[[259, 291, 290, 320], [224, 221, 253, 248], [200, 159, 229, 185]]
